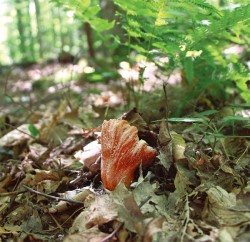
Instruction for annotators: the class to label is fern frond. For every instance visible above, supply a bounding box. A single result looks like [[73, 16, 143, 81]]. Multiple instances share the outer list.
[[210, 4, 250, 32], [114, 0, 157, 17], [168, 0, 221, 16]]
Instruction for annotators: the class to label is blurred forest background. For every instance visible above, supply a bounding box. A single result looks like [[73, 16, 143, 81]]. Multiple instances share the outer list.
[[0, 0, 96, 65], [0, 0, 250, 128]]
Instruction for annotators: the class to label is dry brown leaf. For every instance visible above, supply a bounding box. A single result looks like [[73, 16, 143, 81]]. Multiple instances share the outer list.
[[49, 189, 94, 213], [143, 216, 164, 242], [5, 203, 33, 225], [0, 124, 33, 147], [85, 194, 118, 229], [121, 108, 148, 131], [18, 169, 62, 202], [0, 225, 21, 236], [65, 226, 107, 242]]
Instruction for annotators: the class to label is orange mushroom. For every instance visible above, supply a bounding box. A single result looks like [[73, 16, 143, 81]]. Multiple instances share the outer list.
[[101, 119, 157, 190]]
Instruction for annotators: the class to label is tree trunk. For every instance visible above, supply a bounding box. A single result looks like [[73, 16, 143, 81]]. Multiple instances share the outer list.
[[50, 7, 59, 50], [84, 22, 95, 59], [26, 0, 35, 61], [15, 0, 26, 61], [34, 0, 43, 58], [57, 8, 65, 51]]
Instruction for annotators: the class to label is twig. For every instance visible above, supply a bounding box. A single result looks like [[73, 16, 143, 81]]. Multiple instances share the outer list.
[[161, 83, 172, 141], [180, 195, 203, 242], [236, 143, 249, 164], [45, 207, 84, 232], [4, 123, 35, 139], [219, 138, 229, 161], [48, 213, 64, 231], [100, 223, 123, 242], [23, 185, 84, 205], [0, 190, 26, 196], [180, 195, 190, 242]]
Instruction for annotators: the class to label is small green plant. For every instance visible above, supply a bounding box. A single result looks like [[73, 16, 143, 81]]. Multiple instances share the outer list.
[[114, 0, 250, 111], [28, 124, 39, 138]]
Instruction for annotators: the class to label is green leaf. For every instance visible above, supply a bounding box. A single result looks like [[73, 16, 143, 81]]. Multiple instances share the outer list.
[[205, 132, 250, 138], [152, 117, 206, 123], [229, 103, 250, 108], [221, 115, 250, 127], [28, 124, 39, 138], [206, 186, 236, 208], [183, 57, 194, 84], [90, 18, 115, 32], [223, 116, 250, 122]]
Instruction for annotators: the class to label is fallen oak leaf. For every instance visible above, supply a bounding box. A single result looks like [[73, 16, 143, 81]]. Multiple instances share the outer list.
[[121, 108, 148, 131], [85, 194, 118, 229], [101, 119, 157, 191], [69, 194, 118, 236], [0, 124, 34, 147]]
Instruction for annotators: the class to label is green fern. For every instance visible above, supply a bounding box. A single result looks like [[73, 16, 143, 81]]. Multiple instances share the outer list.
[[169, 0, 221, 15], [51, 0, 250, 112]]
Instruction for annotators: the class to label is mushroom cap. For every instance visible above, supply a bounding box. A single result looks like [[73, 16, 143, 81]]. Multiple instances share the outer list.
[[101, 119, 157, 190]]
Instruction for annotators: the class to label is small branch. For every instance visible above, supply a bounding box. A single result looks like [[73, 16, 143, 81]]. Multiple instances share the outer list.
[[23, 185, 84, 205], [180, 195, 203, 242], [48, 213, 64, 231], [236, 143, 249, 164], [5, 123, 35, 139], [44, 207, 84, 232], [101, 223, 123, 242], [180, 195, 190, 242], [0, 190, 26, 196]]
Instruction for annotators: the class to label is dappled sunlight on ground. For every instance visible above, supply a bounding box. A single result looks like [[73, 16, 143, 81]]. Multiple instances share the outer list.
[[118, 59, 182, 92]]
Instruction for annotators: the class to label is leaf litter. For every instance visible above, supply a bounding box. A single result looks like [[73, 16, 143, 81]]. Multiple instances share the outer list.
[[0, 66, 250, 241]]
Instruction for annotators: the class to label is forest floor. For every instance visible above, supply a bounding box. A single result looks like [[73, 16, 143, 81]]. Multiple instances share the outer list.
[[0, 61, 249, 242]]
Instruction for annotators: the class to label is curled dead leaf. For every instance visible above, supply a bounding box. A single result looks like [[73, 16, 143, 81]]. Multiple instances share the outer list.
[[49, 189, 93, 213], [171, 131, 186, 161], [74, 140, 101, 169]]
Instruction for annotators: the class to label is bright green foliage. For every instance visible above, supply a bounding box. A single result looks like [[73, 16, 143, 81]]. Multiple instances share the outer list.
[[113, 0, 250, 108], [50, 0, 250, 109], [28, 124, 39, 137], [0, 0, 85, 64], [50, 0, 114, 32]]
